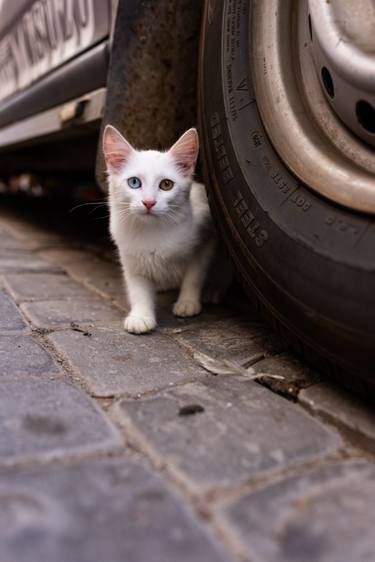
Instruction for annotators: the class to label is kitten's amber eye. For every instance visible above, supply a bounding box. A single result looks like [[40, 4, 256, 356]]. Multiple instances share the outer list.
[[159, 179, 174, 191]]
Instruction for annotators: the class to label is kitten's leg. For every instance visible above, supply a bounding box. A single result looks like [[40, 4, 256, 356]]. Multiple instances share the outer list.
[[124, 271, 157, 334], [173, 239, 215, 318]]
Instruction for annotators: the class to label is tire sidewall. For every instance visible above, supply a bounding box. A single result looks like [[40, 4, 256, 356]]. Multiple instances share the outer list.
[[199, 0, 375, 378]]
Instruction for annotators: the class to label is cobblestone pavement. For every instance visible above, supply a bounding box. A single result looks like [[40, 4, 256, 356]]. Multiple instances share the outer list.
[[0, 197, 374, 562]]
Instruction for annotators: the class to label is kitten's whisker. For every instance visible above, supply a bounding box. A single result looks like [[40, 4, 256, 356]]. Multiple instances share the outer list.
[[69, 201, 108, 213], [93, 215, 112, 221]]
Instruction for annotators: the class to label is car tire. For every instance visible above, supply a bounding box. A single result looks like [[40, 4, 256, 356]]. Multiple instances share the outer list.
[[198, 0, 375, 396]]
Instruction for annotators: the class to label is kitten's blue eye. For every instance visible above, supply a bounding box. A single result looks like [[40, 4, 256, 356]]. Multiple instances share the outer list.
[[127, 177, 142, 189]]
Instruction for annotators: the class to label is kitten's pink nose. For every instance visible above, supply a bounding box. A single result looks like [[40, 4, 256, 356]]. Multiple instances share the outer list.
[[142, 199, 156, 210]]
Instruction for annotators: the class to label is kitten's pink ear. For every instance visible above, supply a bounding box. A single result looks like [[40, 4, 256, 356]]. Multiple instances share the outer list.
[[169, 128, 199, 177], [102, 125, 134, 172]]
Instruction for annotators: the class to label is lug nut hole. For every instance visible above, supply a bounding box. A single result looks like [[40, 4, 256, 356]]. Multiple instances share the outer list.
[[356, 100, 375, 134], [321, 67, 334, 99]]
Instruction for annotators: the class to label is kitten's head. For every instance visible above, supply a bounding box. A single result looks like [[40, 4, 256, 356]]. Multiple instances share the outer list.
[[103, 125, 199, 220]]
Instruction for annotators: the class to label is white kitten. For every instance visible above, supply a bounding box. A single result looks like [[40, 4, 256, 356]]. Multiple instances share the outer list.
[[102, 125, 225, 334]]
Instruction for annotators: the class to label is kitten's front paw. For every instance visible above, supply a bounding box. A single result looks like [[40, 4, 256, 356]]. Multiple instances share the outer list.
[[173, 299, 202, 318], [124, 315, 156, 334]]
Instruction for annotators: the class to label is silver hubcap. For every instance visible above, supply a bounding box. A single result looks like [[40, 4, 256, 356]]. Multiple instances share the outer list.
[[309, 0, 375, 147], [251, 0, 375, 214]]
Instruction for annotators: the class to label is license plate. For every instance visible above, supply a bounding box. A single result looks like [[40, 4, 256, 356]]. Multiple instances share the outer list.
[[0, 0, 111, 104]]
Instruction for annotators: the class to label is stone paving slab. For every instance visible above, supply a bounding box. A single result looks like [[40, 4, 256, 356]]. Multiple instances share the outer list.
[[0, 250, 62, 274], [225, 461, 375, 562], [0, 380, 121, 465], [171, 317, 285, 365], [0, 290, 27, 331], [4, 272, 94, 302], [300, 382, 375, 453], [0, 227, 42, 251], [253, 353, 322, 399], [109, 292, 129, 310], [74, 262, 125, 300], [1, 199, 375, 562], [0, 217, 65, 244], [115, 377, 342, 493], [48, 327, 210, 397], [21, 298, 122, 329], [0, 459, 233, 562], [39, 248, 125, 297], [37, 247, 100, 266], [0, 335, 61, 379]]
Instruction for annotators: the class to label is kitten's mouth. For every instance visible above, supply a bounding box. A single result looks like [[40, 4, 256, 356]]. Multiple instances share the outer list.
[[140, 209, 157, 217]]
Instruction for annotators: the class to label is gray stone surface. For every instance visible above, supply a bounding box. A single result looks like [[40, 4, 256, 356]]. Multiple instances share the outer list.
[[225, 461, 375, 562], [172, 317, 284, 364], [0, 227, 40, 250], [2, 199, 375, 561], [38, 247, 100, 266], [116, 377, 342, 492], [0, 459, 232, 562], [0, 250, 61, 273], [21, 298, 122, 329], [0, 380, 121, 464], [0, 335, 61, 378], [109, 292, 129, 310], [300, 382, 375, 452], [39, 248, 125, 297], [75, 262, 125, 300], [48, 327, 209, 397], [0, 290, 26, 331], [4, 272, 93, 301], [253, 353, 321, 399], [0, 218, 64, 244]]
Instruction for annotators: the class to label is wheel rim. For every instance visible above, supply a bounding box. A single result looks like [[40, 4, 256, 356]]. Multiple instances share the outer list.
[[251, 0, 375, 214]]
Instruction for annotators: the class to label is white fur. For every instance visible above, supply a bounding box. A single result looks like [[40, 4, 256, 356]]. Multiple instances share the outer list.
[[104, 127, 217, 334]]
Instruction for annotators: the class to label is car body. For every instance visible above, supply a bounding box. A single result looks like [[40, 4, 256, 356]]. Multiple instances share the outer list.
[[0, 0, 116, 171], [0, 0, 200, 186], [0, 0, 112, 105]]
